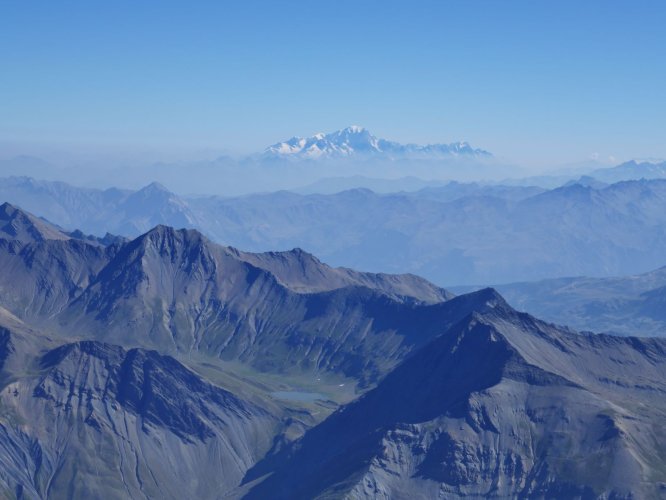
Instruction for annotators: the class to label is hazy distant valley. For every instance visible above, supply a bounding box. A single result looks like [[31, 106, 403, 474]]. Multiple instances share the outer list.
[[2, 158, 666, 288]]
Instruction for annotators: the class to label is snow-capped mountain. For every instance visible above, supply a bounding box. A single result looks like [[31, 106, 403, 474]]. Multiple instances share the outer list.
[[264, 125, 491, 160]]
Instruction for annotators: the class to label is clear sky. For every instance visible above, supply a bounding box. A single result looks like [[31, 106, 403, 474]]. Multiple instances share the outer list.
[[1, 0, 665, 167]]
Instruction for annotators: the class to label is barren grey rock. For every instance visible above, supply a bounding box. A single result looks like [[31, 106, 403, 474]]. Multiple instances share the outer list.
[[0, 204, 665, 499], [0, 337, 279, 499], [245, 295, 666, 499]]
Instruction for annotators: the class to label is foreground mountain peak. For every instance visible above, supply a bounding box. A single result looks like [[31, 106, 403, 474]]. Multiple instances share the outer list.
[[1, 203, 666, 498], [264, 126, 492, 160], [128, 224, 211, 261], [245, 305, 666, 499], [0, 201, 70, 242]]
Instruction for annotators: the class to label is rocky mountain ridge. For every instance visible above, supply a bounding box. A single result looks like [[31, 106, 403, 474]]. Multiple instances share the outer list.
[[0, 203, 454, 385], [245, 298, 666, 499], [0, 203, 665, 498]]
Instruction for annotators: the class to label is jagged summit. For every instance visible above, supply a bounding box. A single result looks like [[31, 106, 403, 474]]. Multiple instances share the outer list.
[[245, 305, 666, 499], [126, 181, 193, 207], [139, 223, 205, 241], [457, 286, 508, 308], [1, 201, 18, 214], [0, 201, 69, 242], [65, 228, 126, 247], [264, 126, 491, 160], [236, 245, 452, 303], [119, 223, 452, 304]]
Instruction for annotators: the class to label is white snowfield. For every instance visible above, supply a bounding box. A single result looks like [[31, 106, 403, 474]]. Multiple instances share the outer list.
[[264, 125, 491, 160]]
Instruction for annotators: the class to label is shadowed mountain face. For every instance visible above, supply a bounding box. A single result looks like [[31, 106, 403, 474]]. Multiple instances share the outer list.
[[59, 225, 459, 382], [0, 336, 279, 499], [0, 204, 665, 498], [0, 204, 454, 386], [0, 210, 116, 322], [0, 201, 70, 243], [245, 299, 666, 499]]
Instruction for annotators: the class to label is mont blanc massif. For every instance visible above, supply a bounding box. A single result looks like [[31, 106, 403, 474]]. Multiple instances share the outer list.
[[0, 126, 664, 500]]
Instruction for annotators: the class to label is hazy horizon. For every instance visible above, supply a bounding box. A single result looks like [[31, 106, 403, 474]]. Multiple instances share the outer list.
[[3, 1, 666, 171]]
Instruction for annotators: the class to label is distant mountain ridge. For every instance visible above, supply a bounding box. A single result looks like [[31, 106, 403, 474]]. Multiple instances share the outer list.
[[588, 159, 666, 183], [7, 176, 666, 287], [478, 265, 666, 337], [264, 126, 492, 160]]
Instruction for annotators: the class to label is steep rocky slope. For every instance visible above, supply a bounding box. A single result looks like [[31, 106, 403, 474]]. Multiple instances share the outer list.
[[245, 293, 666, 499], [0, 337, 279, 499], [0, 203, 118, 322], [233, 246, 451, 303], [0, 202, 69, 243], [0, 206, 472, 498], [58, 225, 461, 383], [1, 203, 666, 498], [0, 205, 454, 386]]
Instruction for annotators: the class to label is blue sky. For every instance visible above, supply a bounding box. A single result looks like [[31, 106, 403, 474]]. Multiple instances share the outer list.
[[1, 0, 665, 167]]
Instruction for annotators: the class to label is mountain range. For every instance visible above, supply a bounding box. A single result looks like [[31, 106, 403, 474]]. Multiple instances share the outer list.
[[0, 127, 500, 196], [244, 299, 666, 499], [5, 179, 666, 338], [263, 126, 492, 160], [468, 265, 666, 337], [0, 203, 664, 497], [2, 137, 664, 198], [5, 176, 666, 286], [0, 201, 454, 382], [588, 159, 666, 184]]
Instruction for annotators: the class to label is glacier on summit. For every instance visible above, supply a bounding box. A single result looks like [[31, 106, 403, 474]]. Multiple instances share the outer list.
[[263, 126, 492, 160]]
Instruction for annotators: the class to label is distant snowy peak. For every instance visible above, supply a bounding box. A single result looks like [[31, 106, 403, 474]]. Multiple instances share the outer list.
[[264, 126, 491, 160]]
